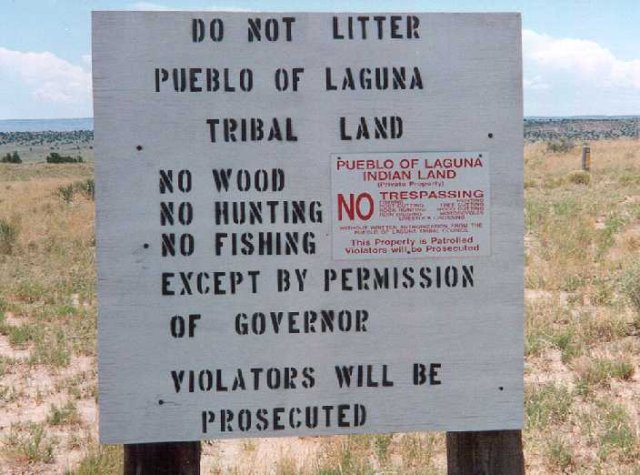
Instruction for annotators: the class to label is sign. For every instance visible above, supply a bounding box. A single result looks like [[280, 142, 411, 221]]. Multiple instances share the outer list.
[[331, 151, 490, 259], [93, 12, 524, 444]]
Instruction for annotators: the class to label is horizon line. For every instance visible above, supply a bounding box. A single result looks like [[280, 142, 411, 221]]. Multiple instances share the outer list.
[[1, 115, 638, 122]]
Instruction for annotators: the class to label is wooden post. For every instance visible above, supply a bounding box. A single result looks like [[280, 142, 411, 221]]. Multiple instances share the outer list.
[[581, 144, 591, 171], [124, 442, 201, 475], [446, 430, 524, 475]]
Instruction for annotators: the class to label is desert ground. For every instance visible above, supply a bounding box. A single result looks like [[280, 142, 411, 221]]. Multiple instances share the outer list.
[[0, 129, 638, 473]]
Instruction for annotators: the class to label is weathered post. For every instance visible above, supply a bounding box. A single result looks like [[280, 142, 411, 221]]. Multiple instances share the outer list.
[[581, 143, 591, 171], [124, 442, 201, 475], [446, 430, 525, 474]]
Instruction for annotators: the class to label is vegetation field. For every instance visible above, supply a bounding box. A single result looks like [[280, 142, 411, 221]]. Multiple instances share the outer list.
[[0, 131, 94, 164], [0, 138, 638, 474]]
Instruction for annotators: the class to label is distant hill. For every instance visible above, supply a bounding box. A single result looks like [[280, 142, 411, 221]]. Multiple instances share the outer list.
[[0, 117, 637, 144], [524, 117, 638, 142], [0, 130, 93, 148]]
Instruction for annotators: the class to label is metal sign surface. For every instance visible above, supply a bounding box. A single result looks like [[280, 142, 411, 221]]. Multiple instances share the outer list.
[[93, 11, 524, 443]]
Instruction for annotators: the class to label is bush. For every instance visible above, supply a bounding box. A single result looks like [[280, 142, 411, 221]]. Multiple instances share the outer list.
[[76, 179, 95, 200], [0, 219, 19, 254], [546, 138, 575, 153], [1, 151, 21, 163], [57, 179, 96, 203], [46, 152, 83, 164], [57, 184, 75, 203], [566, 170, 591, 185], [620, 264, 640, 314]]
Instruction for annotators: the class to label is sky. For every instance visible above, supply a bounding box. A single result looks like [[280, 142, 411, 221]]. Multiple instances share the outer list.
[[1, 0, 638, 119]]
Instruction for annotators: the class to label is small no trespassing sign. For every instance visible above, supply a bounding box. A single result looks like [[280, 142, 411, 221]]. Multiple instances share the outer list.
[[331, 151, 490, 260], [93, 11, 524, 444]]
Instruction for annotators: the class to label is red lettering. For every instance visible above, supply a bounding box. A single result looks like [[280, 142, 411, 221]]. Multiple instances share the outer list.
[[337, 193, 374, 221]]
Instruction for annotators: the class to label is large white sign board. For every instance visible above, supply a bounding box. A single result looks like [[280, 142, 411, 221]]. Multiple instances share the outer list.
[[93, 12, 523, 444]]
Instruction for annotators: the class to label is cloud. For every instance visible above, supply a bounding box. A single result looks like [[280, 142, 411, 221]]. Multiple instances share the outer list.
[[0, 47, 91, 105], [521, 29, 640, 115], [523, 75, 550, 91], [2, 27, 637, 119], [523, 29, 640, 90]]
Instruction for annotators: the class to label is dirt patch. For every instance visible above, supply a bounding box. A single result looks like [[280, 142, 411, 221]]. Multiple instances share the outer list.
[[203, 437, 326, 474], [0, 353, 98, 474]]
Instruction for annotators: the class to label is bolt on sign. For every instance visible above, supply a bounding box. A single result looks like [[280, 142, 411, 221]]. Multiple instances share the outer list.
[[93, 11, 523, 444]]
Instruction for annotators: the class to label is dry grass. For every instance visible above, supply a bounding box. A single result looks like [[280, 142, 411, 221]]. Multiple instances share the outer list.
[[524, 139, 640, 474], [0, 138, 638, 474], [0, 163, 97, 474]]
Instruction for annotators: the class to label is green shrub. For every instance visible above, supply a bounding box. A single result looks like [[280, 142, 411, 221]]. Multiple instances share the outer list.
[[73, 445, 122, 475], [526, 383, 572, 430], [566, 170, 591, 185], [620, 264, 640, 314], [598, 403, 637, 461], [577, 358, 635, 395], [1, 151, 21, 163], [46, 152, 83, 164], [57, 179, 95, 203], [0, 219, 19, 254], [58, 184, 75, 203], [76, 179, 95, 200], [4, 423, 55, 463], [546, 436, 573, 472], [47, 401, 80, 426], [546, 138, 575, 153]]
